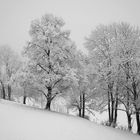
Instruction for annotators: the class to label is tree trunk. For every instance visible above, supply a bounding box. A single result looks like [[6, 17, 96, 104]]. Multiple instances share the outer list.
[[112, 85, 119, 128], [1, 81, 6, 99], [113, 98, 118, 127], [108, 90, 111, 126], [7, 84, 11, 100], [23, 96, 27, 104], [45, 86, 52, 110], [108, 82, 114, 126], [2, 86, 6, 99], [126, 85, 131, 130], [135, 109, 140, 135], [82, 93, 85, 118], [78, 108, 82, 117], [45, 99, 51, 110], [126, 111, 132, 131], [126, 101, 132, 131], [78, 94, 82, 117], [132, 80, 140, 134], [111, 96, 114, 126], [133, 85, 140, 134], [125, 62, 132, 131]]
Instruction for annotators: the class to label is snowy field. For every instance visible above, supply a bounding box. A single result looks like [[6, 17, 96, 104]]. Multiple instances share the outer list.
[[0, 99, 139, 140]]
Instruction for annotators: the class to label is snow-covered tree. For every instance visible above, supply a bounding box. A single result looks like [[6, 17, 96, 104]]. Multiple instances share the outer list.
[[0, 45, 21, 100], [23, 14, 78, 110], [112, 23, 140, 133], [85, 24, 119, 126], [85, 23, 140, 131], [69, 52, 99, 118]]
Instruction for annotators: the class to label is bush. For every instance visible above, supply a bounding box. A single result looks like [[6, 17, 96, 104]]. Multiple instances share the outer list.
[[101, 120, 110, 126], [116, 125, 128, 131]]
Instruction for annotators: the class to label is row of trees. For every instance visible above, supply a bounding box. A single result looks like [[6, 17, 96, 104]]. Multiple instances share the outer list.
[[0, 46, 22, 100], [0, 14, 140, 135], [85, 23, 140, 134]]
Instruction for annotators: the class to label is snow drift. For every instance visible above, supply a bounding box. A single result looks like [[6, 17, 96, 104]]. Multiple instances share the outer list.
[[0, 99, 139, 140]]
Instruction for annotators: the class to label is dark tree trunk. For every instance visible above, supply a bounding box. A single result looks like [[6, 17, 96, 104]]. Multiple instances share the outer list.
[[45, 86, 52, 110], [108, 83, 114, 126], [113, 98, 118, 127], [111, 97, 114, 125], [23, 96, 27, 104], [108, 90, 111, 126], [125, 62, 132, 131], [78, 94, 82, 117], [126, 111, 132, 131], [112, 85, 119, 128], [1, 82, 6, 99], [126, 84, 131, 130], [46, 99, 51, 110], [107, 59, 114, 126], [7, 84, 11, 100], [133, 85, 140, 134], [136, 110, 140, 135], [78, 108, 82, 117], [2, 86, 6, 99], [132, 80, 140, 134], [126, 97, 132, 131], [82, 93, 85, 118]]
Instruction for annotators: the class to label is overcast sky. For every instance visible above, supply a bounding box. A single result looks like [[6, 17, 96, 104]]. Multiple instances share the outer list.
[[0, 0, 140, 54]]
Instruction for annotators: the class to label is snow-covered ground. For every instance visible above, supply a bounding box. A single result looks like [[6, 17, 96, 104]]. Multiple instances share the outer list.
[[0, 99, 139, 140]]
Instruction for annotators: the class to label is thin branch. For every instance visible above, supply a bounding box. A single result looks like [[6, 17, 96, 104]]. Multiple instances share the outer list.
[[123, 84, 134, 95], [37, 63, 48, 73], [51, 92, 59, 101], [117, 98, 127, 110], [36, 88, 47, 99], [52, 78, 63, 88], [85, 107, 95, 116], [117, 108, 127, 112]]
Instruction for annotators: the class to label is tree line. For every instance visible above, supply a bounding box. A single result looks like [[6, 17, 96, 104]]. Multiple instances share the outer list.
[[0, 14, 140, 135]]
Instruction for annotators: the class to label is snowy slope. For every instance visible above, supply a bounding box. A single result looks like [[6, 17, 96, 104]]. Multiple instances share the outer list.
[[0, 100, 139, 140]]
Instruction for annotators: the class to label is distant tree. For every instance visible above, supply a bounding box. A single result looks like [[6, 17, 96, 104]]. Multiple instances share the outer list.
[[0, 45, 21, 100], [0, 70, 6, 99], [69, 52, 99, 118], [14, 62, 31, 104]]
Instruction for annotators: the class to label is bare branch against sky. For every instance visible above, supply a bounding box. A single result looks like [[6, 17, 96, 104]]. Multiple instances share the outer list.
[[0, 0, 140, 53]]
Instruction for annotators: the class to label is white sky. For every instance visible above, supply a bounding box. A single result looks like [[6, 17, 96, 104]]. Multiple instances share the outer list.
[[0, 0, 140, 54]]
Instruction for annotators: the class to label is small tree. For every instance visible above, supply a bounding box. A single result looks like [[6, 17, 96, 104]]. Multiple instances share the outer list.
[[0, 45, 21, 100]]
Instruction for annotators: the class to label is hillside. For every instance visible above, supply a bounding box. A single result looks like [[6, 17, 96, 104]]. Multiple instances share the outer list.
[[0, 99, 139, 140]]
